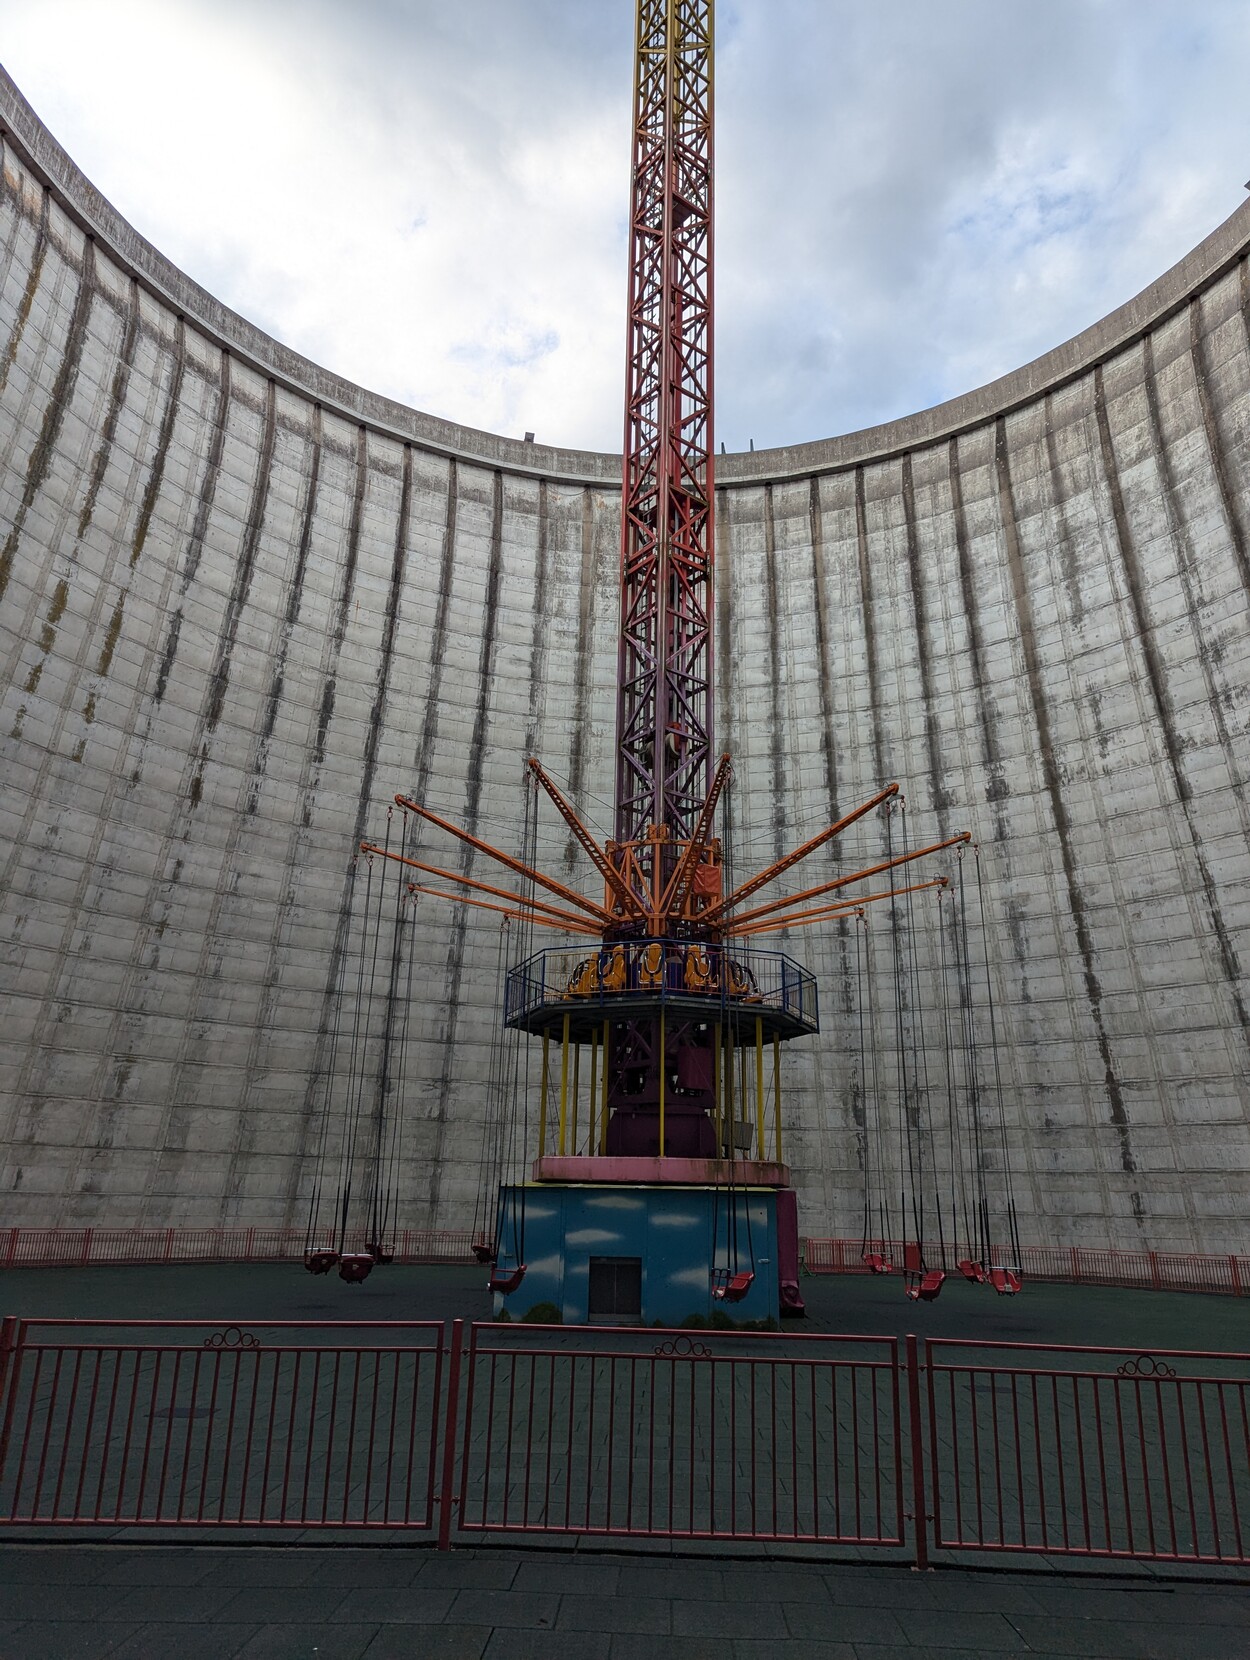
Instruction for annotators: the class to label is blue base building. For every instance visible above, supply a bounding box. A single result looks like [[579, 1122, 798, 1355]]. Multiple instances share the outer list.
[[491, 1181, 781, 1327]]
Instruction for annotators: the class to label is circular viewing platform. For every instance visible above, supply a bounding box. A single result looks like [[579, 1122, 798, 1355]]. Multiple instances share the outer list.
[[503, 940, 819, 1042]]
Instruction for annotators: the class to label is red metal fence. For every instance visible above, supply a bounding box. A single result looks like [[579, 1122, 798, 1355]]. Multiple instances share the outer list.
[[4, 1230, 1245, 1296], [804, 1239, 1250, 1296], [0, 1318, 445, 1529], [0, 1228, 477, 1270], [0, 1316, 1244, 1566], [925, 1339, 1250, 1566], [453, 1324, 903, 1545]]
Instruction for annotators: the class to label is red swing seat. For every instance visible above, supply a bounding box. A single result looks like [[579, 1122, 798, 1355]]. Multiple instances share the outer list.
[[488, 1264, 526, 1294], [905, 1269, 946, 1302], [338, 1253, 375, 1284], [304, 1250, 339, 1275], [863, 1253, 893, 1275], [471, 1242, 496, 1264], [989, 1266, 1022, 1295], [367, 1241, 394, 1265], [957, 1258, 987, 1283], [712, 1270, 754, 1302]]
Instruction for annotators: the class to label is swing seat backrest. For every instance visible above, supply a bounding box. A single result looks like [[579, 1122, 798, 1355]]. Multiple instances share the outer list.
[[957, 1258, 986, 1283], [863, 1253, 892, 1274], [990, 1267, 1021, 1295], [338, 1253, 375, 1284], [489, 1264, 526, 1294], [713, 1270, 754, 1303], [906, 1269, 945, 1302], [471, 1242, 496, 1264], [304, 1250, 339, 1275]]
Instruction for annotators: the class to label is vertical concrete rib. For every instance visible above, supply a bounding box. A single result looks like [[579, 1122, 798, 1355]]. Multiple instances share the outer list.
[[806, 475, 840, 834], [0, 236, 94, 606], [762, 483, 786, 861], [947, 439, 1010, 842], [412, 459, 458, 798], [425, 469, 506, 1223], [993, 414, 1142, 1200], [853, 467, 888, 788], [1092, 363, 1249, 1039], [899, 453, 951, 827], [564, 486, 598, 872]]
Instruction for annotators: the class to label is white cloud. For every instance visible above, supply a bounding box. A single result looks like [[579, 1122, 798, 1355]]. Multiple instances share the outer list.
[[2, 0, 1248, 451]]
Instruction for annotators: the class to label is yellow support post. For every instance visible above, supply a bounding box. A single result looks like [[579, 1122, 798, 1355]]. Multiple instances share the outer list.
[[773, 1032, 782, 1163], [754, 1016, 765, 1161], [600, 1019, 610, 1152], [558, 1013, 570, 1156], [659, 1007, 666, 1157], [588, 1031, 598, 1158], [724, 1030, 735, 1156], [538, 1030, 550, 1159], [713, 1021, 722, 1158], [572, 1039, 580, 1155]]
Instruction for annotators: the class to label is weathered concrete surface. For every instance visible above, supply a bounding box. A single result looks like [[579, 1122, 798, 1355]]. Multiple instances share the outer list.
[[1, 67, 1248, 1250]]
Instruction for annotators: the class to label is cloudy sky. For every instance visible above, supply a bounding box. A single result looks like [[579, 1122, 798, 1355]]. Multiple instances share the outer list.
[[2, 0, 1249, 453]]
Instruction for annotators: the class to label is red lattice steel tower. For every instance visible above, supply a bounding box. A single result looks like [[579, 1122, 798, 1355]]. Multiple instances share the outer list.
[[616, 0, 715, 884], [367, 0, 970, 1182]]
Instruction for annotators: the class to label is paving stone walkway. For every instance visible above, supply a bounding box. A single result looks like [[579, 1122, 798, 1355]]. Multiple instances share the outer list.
[[0, 1544, 1245, 1659]]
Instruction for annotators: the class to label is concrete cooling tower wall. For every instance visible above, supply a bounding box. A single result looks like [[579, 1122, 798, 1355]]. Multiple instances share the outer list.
[[2, 68, 1248, 1251]]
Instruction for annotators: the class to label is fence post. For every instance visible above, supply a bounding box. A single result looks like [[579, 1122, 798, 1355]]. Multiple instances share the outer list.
[[3, 1230, 16, 1271], [905, 1333, 930, 1570], [437, 1319, 466, 1550], [80, 1229, 93, 1267], [1230, 1256, 1242, 1297], [1148, 1251, 1161, 1292], [0, 1317, 22, 1475]]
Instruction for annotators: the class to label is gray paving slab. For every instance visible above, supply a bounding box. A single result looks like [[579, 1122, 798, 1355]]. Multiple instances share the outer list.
[[285, 1549, 428, 1586], [330, 1586, 458, 1624], [893, 1608, 1032, 1649], [104, 1626, 260, 1659], [95, 1582, 247, 1622], [721, 1564, 835, 1601], [233, 1625, 381, 1660], [93, 1550, 223, 1585], [193, 1551, 331, 1588], [0, 1622, 145, 1659], [218, 1586, 355, 1623], [558, 1590, 671, 1632], [735, 1643, 857, 1660], [784, 1600, 907, 1644], [484, 1633, 611, 1660], [610, 1637, 724, 1660], [0, 1549, 112, 1584], [821, 1570, 941, 1607], [417, 1554, 522, 1589], [1009, 1615, 1250, 1659], [447, 1588, 561, 1629], [616, 1563, 726, 1600], [508, 1557, 621, 1594], [362, 1626, 491, 1660], [672, 1595, 790, 1637], [0, 1581, 126, 1621]]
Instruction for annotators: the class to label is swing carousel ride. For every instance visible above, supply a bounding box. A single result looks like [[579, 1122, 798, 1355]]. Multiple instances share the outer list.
[[304, 0, 1022, 1321]]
